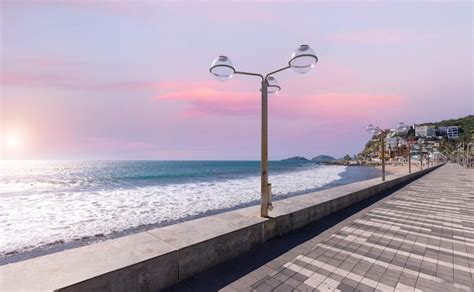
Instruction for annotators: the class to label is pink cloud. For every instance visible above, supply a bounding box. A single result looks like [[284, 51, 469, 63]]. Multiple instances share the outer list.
[[1, 58, 223, 93], [326, 31, 404, 43], [157, 87, 260, 116], [0, 72, 65, 87], [75, 137, 156, 152], [155, 80, 405, 120], [0, 70, 162, 92], [275, 92, 405, 120]]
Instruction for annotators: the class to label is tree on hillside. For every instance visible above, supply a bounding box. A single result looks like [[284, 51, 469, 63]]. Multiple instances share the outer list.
[[343, 154, 351, 162]]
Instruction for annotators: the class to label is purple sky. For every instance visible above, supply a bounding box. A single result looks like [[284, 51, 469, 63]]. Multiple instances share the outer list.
[[1, 1, 473, 160]]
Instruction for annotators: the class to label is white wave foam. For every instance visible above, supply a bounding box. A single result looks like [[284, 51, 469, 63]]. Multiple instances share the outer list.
[[0, 165, 346, 256]]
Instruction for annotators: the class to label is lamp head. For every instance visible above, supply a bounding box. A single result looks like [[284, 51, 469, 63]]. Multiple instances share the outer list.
[[397, 122, 408, 132], [372, 127, 383, 136], [210, 55, 235, 81], [266, 76, 281, 94], [289, 44, 318, 74]]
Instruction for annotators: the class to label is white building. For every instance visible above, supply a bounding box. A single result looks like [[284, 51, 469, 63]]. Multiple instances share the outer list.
[[415, 125, 436, 138], [446, 126, 459, 140], [385, 136, 399, 149]]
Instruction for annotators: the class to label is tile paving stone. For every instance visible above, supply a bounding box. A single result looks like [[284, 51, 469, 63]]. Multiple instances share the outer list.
[[316, 268, 332, 277], [250, 277, 269, 289], [295, 259, 311, 268], [337, 281, 356, 292], [281, 267, 297, 277], [293, 272, 310, 282], [285, 276, 303, 288], [328, 273, 344, 283], [295, 283, 316, 291], [273, 271, 290, 283], [339, 262, 357, 272], [253, 282, 273, 292], [167, 164, 474, 291], [397, 272, 418, 288], [306, 263, 320, 272], [379, 274, 399, 288], [265, 276, 283, 288], [273, 282, 294, 292], [353, 281, 374, 292]]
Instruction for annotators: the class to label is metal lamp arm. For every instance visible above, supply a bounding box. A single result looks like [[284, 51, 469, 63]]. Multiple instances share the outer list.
[[234, 71, 264, 82], [265, 65, 291, 80]]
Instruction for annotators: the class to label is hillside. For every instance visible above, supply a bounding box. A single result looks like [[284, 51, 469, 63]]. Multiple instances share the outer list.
[[419, 115, 474, 142], [361, 115, 473, 157]]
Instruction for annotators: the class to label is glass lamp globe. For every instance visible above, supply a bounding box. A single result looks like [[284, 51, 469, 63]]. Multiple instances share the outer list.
[[209, 55, 235, 81], [267, 76, 281, 94], [372, 127, 382, 136], [397, 122, 408, 132], [289, 44, 318, 74], [366, 124, 375, 132]]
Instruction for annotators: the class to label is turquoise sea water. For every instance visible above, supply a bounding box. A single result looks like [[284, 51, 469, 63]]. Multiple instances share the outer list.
[[0, 160, 381, 262]]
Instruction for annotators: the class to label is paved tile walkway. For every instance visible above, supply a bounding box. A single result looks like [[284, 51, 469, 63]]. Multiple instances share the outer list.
[[167, 164, 474, 292]]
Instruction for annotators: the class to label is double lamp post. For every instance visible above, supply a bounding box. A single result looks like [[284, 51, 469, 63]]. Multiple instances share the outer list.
[[209, 45, 318, 217], [365, 122, 410, 181]]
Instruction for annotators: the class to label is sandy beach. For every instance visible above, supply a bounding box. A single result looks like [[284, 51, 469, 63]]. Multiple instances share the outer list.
[[375, 161, 426, 174]]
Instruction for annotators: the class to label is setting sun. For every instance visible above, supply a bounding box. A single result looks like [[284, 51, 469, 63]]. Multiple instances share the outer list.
[[1, 129, 29, 159], [6, 135, 20, 148]]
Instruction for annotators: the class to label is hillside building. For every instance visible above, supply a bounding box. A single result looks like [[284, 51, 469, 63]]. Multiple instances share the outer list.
[[446, 126, 459, 140], [415, 125, 436, 138]]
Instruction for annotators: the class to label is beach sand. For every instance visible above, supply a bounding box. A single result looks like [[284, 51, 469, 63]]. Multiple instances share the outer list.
[[376, 162, 425, 174]]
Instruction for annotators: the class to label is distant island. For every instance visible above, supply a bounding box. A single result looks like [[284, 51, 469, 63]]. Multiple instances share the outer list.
[[311, 155, 336, 163], [280, 156, 309, 161], [281, 155, 336, 163]]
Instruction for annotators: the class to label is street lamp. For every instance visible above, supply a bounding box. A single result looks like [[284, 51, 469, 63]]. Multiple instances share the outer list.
[[210, 44, 318, 217], [366, 125, 386, 181], [418, 138, 425, 170], [396, 122, 411, 174]]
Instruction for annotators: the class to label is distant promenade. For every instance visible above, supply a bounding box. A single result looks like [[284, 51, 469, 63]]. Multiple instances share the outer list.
[[168, 163, 474, 291]]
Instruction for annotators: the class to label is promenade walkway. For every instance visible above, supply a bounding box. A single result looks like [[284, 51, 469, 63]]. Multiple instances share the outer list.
[[167, 164, 474, 291]]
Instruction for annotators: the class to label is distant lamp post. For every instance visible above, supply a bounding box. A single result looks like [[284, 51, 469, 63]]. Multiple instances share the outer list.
[[396, 122, 411, 173], [418, 138, 425, 170], [210, 45, 318, 217], [366, 125, 386, 181]]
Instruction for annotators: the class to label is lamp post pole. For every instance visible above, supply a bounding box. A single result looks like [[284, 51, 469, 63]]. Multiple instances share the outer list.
[[381, 132, 385, 181], [408, 143, 411, 174], [420, 147, 423, 170], [210, 45, 318, 217], [261, 80, 269, 217]]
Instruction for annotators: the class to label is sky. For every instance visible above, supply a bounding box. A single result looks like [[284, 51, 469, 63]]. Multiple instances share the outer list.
[[1, 1, 473, 160]]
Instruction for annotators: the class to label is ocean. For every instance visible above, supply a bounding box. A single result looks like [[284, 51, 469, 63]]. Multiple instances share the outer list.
[[0, 160, 381, 264]]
